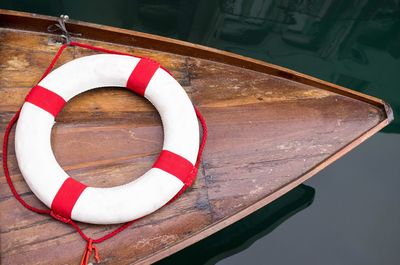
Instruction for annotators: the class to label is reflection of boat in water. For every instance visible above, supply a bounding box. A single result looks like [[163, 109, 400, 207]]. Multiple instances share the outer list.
[[0, 9, 392, 264], [157, 184, 315, 265]]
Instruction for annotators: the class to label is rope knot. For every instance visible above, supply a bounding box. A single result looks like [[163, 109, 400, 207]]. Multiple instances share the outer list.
[[50, 210, 71, 224], [185, 167, 198, 187], [80, 239, 101, 265]]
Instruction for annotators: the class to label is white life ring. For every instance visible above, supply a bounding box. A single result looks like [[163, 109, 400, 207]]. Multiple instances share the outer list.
[[15, 54, 200, 225]]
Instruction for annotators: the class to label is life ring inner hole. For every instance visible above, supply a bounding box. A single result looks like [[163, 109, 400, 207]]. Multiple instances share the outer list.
[[50, 86, 164, 188]]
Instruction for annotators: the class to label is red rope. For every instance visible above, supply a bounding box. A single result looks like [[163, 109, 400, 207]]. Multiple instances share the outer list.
[[69, 41, 173, 75], [70, 41, 133, 56], [39, 44, 68, 81], [80, 239, 100, 265], [2, 42, 207, 263], [194, 107, 207, 169], [2, 110, 51, 215]]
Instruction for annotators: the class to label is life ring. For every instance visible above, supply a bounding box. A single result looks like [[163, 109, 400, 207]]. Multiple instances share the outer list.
[[15, 54, 201, 225]]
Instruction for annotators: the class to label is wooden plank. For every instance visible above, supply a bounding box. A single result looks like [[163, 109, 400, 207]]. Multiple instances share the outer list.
[[0, 10, 392, 265]]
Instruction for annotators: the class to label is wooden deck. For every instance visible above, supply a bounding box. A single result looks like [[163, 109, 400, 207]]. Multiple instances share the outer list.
[[0, 10, 392, 265]]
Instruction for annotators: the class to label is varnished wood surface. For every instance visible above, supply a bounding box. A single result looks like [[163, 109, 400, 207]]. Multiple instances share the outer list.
[[0, 10, 392, 265]]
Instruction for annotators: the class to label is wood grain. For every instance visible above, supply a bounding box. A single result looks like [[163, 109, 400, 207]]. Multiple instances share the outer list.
[[0, 10, 392, 265]]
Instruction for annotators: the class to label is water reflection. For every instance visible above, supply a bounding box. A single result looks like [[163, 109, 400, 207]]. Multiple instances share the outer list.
[[156, 184, 315, 265], [125, 0, 400, 132], [198, 0, 399, 132]]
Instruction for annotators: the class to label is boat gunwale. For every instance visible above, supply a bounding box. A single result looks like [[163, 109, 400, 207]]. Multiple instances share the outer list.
[[0, 9, 394, 264], [0, 9, 393, 122]]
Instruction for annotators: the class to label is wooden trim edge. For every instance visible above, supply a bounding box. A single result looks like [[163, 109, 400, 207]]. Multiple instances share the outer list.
[[0, 9, 393, 122]]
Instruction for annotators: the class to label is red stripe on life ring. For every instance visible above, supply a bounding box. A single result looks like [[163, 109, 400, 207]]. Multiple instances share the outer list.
[[51, 178, 87, 219], [25, 85, 66, 117], [153, 150, 195, 185], [126, 58, 160, 96]]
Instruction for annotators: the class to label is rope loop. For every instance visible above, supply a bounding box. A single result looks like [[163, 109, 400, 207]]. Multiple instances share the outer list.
[[80, 239, 101, 265]]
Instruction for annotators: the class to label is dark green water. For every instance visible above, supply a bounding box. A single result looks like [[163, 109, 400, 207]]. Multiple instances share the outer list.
[[1, 1, 399, 264]]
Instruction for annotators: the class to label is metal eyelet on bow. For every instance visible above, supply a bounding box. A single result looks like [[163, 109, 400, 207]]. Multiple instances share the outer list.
[[47, 14, 82, 45]]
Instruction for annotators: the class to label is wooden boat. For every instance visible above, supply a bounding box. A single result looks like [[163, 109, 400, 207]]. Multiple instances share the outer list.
[[0, 9, 393, 264]]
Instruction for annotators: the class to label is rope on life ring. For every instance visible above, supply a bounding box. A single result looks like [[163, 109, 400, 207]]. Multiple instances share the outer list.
[[3, 41, 207, 264]]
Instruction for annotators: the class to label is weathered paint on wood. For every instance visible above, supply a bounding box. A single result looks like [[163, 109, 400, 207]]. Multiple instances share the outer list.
[[0, 10, 392, 265]]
